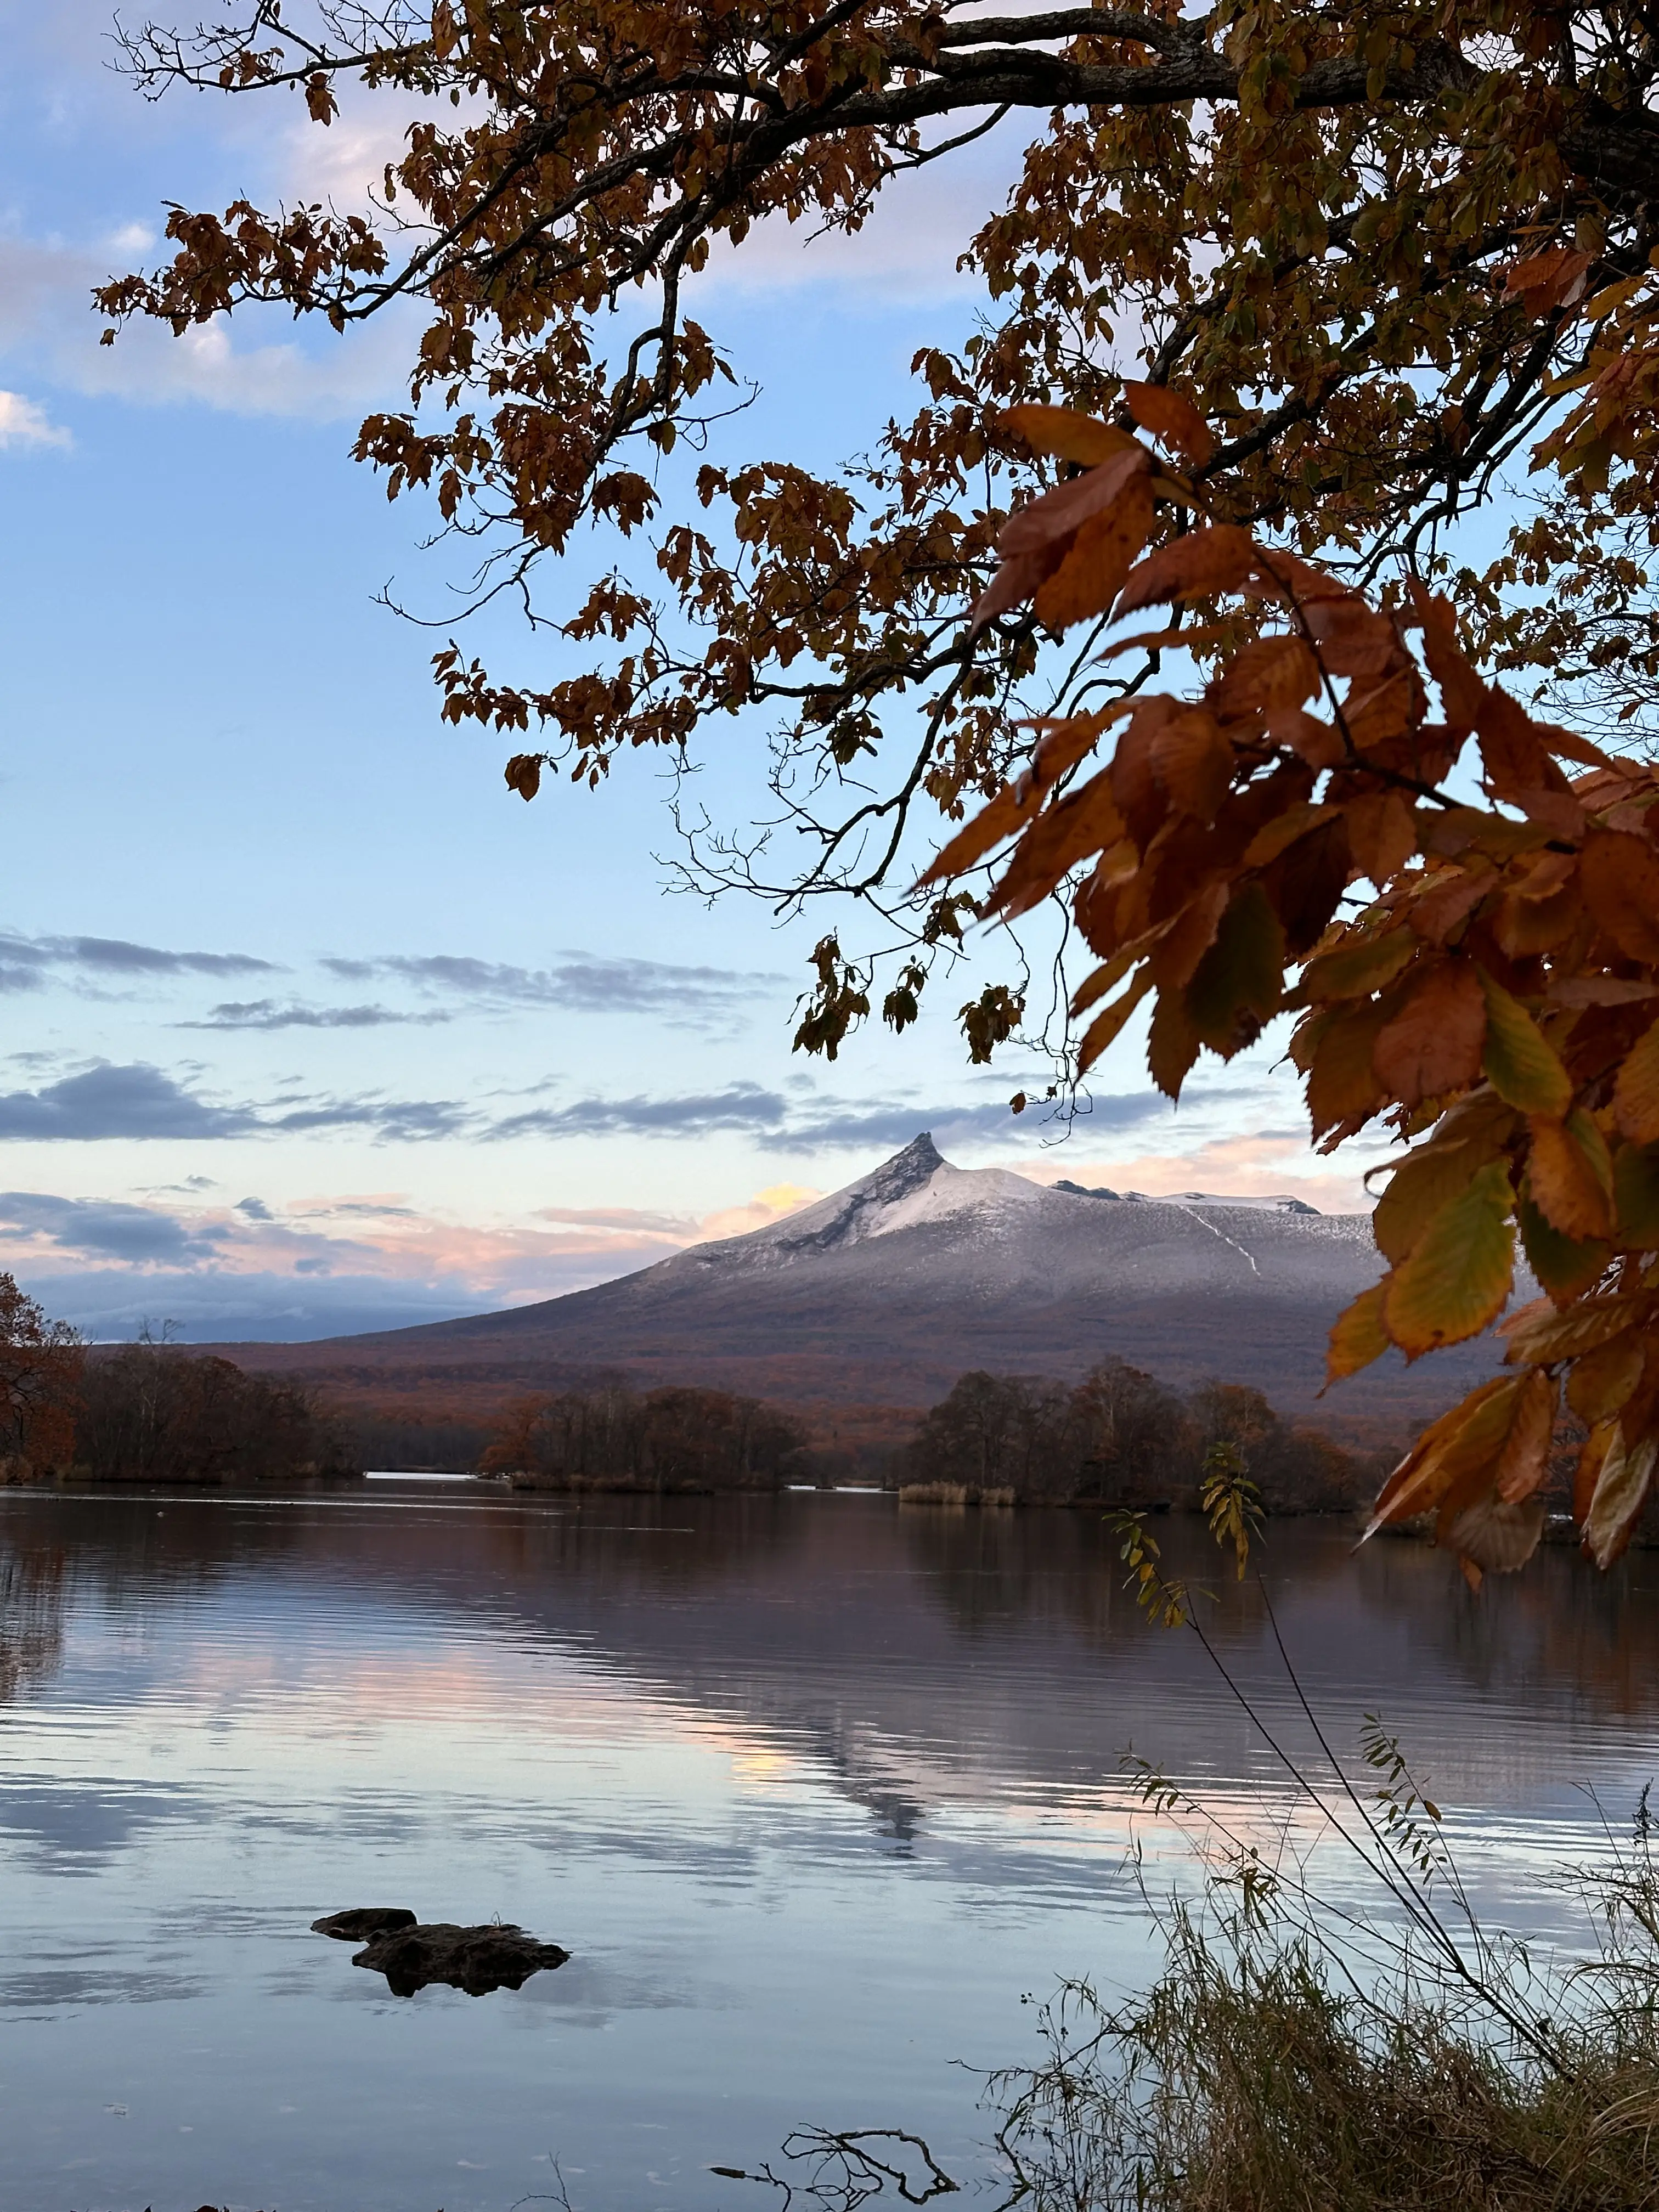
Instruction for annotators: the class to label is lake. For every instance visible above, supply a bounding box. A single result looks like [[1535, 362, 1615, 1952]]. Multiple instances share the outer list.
[[1, 1485, 1656, 2212]]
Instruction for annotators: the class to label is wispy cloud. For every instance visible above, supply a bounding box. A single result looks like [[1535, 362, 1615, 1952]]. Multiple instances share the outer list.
[[185, 999, 444, 1032], [0, 930, 275, 994], [324, 950, 782, 1020]]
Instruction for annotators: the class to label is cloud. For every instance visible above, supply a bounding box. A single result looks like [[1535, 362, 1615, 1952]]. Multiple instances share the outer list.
[[0, 1190, 221, 1265], [324, 950, 782, 1019], [0, 391, 70, 449], [186, 999, 442, 1031], [0, 230, 413, 422], [0, 1064, 256, 1141], [0, 930, 275, 991], [1015, 1135, 1376, 1215]]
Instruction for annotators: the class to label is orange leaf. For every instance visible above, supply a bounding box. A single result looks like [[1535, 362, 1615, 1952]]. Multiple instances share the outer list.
[[1149, 708, 1234, 823], [1034, 472, 1155, 631], [1580, 830, 1659, 963], [1567, 1333, 1645, 1426], [1325, 1280, 1390, 1383], [1120, 380, 1217, 466], [1527, 1110, 1615, 1241], [1372, 961, 1487, 1107], [1504, 245, 1594, 314], [998, 445, 1150, 559], [1001, 406, 1142, 469], [1366, 1378, 1515, 1532], [1345, 793, 1417, 886], [1115, 524, 1264, 617], [1495, 1367, 1556, 1501]]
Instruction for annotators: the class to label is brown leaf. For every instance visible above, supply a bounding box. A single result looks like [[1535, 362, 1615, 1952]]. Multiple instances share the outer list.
[[998, 445, 1150, 558], [1584, 1426, 1657, 1569], [1115, 524, 1263, 617], [1076, 967, 1154, 1075], [1367, 1378, 1515, 1532], [1580, 830, 1659, 964], [1504, 246, 1594, 314], [1527, 1109, 1615, 1241], [1300, 597, 1402, 680], [1409, 867, 1492, 946], [1307, 999, 1392, 1135], [1567, 1333, 1645, 1425], [1372, 961, 1487, 1106], [1613, 1141, 1659, 1248], [1147, 983, 1201, 1098], [1345, 793, 1417, 886], [1474, 685, 1564, 805], [1410, 586, 1487, 734], [1261, 815, 1351, 958], [1495, 1367, 1557, 1501], [1444, 1491, 1545, 1575], [1265, 708, 1346, 769], [1503, 1293, 1638, 1366], [1184, 884, 1285, 1058], [1034, 472, 1155, 631], [504, 754, 542, 801], [1613, 1012, 1659, 1143], [1209, 634, 1321, 720], [971, 543, 1066, 629], [1120, 380, 1217, 465], [988, 769, 1129, 918], [1148, 709, 1234, 825]]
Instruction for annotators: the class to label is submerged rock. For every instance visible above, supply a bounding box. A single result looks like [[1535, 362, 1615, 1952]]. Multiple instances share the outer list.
[[348, 1920, 571, 1997], [311, 1906, 418, 1942]]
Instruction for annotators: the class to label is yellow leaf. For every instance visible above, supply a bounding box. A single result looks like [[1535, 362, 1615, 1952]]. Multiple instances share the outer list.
[[1383, 1161, 1515, 1357], [1325, 1281, 1390, 1383], [1480, 974, 1572, 1116], [1374, 1139, 1481, 1265], [1613, 1013, 1659, 1144]]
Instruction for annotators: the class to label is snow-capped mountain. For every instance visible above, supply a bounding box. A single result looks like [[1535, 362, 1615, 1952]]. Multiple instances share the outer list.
[[230, 1134, 1494, 1437]]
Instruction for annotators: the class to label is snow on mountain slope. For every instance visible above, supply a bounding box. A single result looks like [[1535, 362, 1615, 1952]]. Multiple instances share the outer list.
[[223, 1133, 1493, 1432]]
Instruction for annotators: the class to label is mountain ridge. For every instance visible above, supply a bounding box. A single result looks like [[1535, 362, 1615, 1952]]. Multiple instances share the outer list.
[[209, 1136, 1492, 1450]]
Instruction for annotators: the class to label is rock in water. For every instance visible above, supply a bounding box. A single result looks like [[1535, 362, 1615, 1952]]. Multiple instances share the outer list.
[[311, 1906, 418, 1941], [349, 1921, 571, 1997]]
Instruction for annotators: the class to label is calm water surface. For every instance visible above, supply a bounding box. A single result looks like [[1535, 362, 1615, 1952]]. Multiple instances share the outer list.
[[1, 1486, 1657, 2212]]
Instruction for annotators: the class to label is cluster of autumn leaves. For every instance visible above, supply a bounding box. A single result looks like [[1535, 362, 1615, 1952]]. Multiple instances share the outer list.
[[929, 386, 1659, 1584]]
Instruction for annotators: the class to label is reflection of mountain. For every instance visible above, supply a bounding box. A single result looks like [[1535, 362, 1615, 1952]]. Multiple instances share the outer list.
[[216, 1136, 1493, 1442], [2, 1491, 1656, 1841]]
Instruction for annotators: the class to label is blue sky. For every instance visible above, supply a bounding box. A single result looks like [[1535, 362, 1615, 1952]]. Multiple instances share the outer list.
[[0, 2, 1380, 1341]]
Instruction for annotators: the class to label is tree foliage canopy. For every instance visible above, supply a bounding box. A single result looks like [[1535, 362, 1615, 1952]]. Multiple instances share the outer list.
[[104, 2, 1659, 1576]]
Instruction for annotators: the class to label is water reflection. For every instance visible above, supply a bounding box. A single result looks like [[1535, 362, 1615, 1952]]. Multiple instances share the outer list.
[[0, 1488, 1653, 2212]]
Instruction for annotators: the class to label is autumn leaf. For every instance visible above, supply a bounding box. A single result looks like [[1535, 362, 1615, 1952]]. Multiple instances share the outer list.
[[1494, 1368, 1557, 1502], [1583, 1427, 1659, 1569], [1120, 380, 1216, 466], [1567, 1333, 1645, 1425], [1581, 831, 1659, 964], [1035, 472, 1155, 630], [1002, 407, 1141, 469], [1613, 1141, 1659, 1248], [1372, 962, 1487, 1107], [1480, 973, 1573, 1116], [1149, 709, 1234, 824], [1115, 526, 1264, 617], [1184, 885, 1284, 1057], [1077, 967, 1154, 1076], [1613, 1012, 1659, 1143], [1325, 1281, 1389, 1383], [1383, 1162, 1515, 1357], [1518, 1189, 1611, 1304], [1527, 1109, 1615, 1242]]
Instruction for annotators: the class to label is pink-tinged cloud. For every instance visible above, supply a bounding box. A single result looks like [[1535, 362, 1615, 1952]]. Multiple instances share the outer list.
[[1011, 1136, 1378, 1215]]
